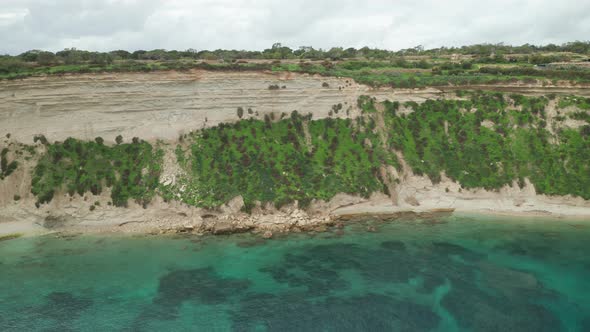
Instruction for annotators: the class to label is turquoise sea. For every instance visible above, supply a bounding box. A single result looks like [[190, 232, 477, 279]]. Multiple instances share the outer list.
[[1, 214, 590, 331]]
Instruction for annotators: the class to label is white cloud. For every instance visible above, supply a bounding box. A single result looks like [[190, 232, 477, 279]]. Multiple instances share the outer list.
[[0, 0, 588, 54]]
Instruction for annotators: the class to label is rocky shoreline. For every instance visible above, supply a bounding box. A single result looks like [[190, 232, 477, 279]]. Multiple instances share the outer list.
[[2, 175, 590, 240]]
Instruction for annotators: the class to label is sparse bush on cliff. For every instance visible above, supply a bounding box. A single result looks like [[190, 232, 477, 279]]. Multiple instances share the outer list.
[[0, 147, 18, 180], [33, 134, 48, 145]]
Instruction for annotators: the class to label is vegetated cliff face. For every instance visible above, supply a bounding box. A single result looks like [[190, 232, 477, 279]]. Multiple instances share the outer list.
[[1, 71, 590, 233], [4, 69, 585, 145], [0, 70, 371, 144]]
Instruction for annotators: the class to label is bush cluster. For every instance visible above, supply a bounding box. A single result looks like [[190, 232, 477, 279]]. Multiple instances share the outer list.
[[385, 92, 590, 199], [163, 112, 395, 209], [31, 138, 163, 207]]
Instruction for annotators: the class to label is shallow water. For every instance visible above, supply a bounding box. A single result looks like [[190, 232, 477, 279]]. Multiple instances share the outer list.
[[1, 214, 590, 331]]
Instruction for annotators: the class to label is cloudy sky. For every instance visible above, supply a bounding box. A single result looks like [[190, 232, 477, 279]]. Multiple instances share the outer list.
[[1, 0, 589, 54]]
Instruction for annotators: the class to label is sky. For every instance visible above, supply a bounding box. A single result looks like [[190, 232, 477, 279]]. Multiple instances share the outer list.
[[0, 0, 589, 55]]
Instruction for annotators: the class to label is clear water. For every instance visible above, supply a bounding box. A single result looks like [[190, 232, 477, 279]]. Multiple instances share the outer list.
[[1, 214, 590, 331]]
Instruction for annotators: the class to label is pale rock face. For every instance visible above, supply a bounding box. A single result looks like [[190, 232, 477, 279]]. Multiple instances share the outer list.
[[0, 70, 366, 144], [222, 196, 245, 214]]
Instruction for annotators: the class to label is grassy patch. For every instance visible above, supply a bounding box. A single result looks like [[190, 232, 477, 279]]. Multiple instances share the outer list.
[[558, 95, 590, 110]]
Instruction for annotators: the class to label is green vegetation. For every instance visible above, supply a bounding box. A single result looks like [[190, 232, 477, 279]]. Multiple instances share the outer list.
[[31, 138, 163, 207], [0, 147, 18, 179], [358, 95, 377, 113], [557, 95, 590, 110], [270, 61, 590, 88], [3, 42, 590, 88], [162, 112, 395, 210], [25, 92, 590, 208], [384, 92, 590, 198]]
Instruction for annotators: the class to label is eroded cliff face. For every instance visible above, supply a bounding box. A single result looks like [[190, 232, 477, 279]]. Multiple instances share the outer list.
[[5, 69, 586, 145], [1, 71, 590, 236], [0, 70, 366, 143]]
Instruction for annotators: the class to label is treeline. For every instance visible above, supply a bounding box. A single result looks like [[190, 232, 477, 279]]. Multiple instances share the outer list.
[[415, 41, 590, 56], [2, 41, 589, 66]]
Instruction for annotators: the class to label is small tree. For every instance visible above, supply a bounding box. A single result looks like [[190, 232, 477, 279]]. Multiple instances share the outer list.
[[37, 51, 57, 66], [115, 135, 123, 145], [237, 107, 244, 119], [95, 137, 104, 145]]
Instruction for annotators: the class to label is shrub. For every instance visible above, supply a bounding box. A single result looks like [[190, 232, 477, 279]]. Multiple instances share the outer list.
[[33, 134, 48, 145], [0, 148, 18, 179]]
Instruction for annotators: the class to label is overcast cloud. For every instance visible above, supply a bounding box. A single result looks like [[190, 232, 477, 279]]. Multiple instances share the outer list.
[[1, 0, 589, 54]]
